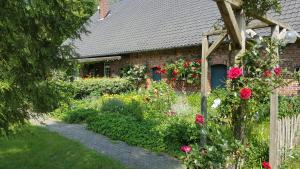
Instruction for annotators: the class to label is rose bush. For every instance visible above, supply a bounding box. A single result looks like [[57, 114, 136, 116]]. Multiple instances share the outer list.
[[155, 58, 202, 84]]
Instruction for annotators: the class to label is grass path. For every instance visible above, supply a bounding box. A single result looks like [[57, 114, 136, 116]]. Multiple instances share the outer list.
[[35, 119, 183, 169], [0, 126, 125, 169]]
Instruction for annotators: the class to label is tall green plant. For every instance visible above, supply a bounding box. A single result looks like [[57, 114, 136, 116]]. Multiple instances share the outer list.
[[0, 0, 94, 135]]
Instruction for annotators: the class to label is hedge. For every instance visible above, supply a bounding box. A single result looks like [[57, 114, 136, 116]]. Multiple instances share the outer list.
[[72, 78, 135, 99]]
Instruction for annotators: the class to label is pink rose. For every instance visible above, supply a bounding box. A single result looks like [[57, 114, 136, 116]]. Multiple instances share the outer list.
[[180, 145, 192, 153], [227, 67, 243, 79], [274, 67, 282, 76], [195, 114, 205, 125], [240, 88, 252, 100]]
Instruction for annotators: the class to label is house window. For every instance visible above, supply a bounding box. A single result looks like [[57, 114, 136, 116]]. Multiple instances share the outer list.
[[104, 62, 111, 77], [151, 67, 161, 81]]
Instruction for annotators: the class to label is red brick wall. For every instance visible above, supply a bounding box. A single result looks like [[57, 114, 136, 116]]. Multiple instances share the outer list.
[[109, 42, 300, 95], [278, 41, 300, 96]]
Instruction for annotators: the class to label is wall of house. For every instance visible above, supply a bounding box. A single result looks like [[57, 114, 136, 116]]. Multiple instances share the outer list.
[[109, 41, 300, 95], [278, 41, 300, 96]]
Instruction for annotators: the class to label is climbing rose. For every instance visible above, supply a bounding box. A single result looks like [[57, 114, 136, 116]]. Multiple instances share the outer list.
[[195, 114, 205, 125], [160, 69, 166, 74], [263, 70, 272, 77], [184, 61, 190, 68], [195, 59, 202, 64], [180, 145, 192, 153], [227, 67, 243, 79], [240, 88, 252, 100], [172, 77, 177, 81], [262, 161, 271, 169], [172, 70, 179, 76], [274, 67, 282, 76]]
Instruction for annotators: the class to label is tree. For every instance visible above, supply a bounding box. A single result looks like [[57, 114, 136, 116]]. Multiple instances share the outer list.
[[0, 0, 94, 135]]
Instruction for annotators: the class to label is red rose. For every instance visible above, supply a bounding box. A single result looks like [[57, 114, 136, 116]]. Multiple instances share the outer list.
[[274, 67, 282, 76], [180, 145, 192, 153], [184, 61, 190, 68], [160, 69, 166, 74], [263, 70, 272, 77], [195, 59, 202, 64], [240, 88, 252, 100], [227, 67, 243, 79], [262, 161, 271, 169], [172, 70, 179, 76], [191, 74, 196, 78], [172, 77, 177, 81], [195, 114, 205, 125]]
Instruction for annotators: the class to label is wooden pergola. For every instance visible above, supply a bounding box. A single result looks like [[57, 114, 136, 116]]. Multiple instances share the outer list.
[[200, 0, 297, 168]]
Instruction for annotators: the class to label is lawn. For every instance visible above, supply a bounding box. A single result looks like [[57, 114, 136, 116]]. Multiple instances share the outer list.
[[0, 126, 126, 169]]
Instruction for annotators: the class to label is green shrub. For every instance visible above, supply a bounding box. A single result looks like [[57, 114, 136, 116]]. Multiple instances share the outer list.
[[87, 114, 165, 152], [64, 108, 98, 124], [100, 94, 144, 120], [279, 96, 300, 119], [72, 78, 135, 99], [160, 117, 200, 154], [101, 98, 125, 113], [120, 65, 147, 87], [143, 81, 176, 113], [187, 92, 201, 108]]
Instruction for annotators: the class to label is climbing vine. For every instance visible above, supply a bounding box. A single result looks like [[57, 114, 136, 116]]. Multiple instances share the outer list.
[[242, 0, 281, 16]]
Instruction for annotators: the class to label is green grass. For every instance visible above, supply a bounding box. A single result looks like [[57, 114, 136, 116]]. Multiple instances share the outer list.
[[281, 145, 300, 169], [0, 126, 126, 169]]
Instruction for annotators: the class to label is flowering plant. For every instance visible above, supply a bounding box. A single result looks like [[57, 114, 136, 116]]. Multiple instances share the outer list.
[[161, 58, 202, 84]]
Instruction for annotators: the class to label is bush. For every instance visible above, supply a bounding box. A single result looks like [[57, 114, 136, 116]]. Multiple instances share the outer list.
[[187, 92, 201, 108], [100, 94, 144, 120], [143, 81, 176, 113], [72, 78, 135, 99], [87, 114, 165, 152], [279, 96, 300, 119], [64, 108, 98, 124]]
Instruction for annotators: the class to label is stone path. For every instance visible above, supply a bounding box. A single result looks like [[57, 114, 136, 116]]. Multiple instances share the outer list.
[[34, 119, 183, 169]]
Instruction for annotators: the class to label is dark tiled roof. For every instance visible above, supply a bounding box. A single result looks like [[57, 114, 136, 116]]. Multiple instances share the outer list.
[[67, 0, 300, 58]]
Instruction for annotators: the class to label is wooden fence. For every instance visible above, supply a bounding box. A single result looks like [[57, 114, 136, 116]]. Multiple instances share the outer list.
[[270, 110, 300, 168]]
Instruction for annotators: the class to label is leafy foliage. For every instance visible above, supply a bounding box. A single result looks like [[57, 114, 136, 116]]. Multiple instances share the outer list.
[[278, 96, 300, 119], [0, 0, 94, 134], [242, 0, 281, 16], [120, 65, 148, 87], [72, 78, 135, 99], [143, 81, 176, 113], [163, 58, 202, 84]]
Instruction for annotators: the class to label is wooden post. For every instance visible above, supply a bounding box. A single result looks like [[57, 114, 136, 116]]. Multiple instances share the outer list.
[[269, 25, 280, 169], [200, 35, 209, 146]]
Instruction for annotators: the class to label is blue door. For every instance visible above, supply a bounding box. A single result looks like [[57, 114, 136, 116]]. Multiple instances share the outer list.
[[151, 67, 162, 81], [211, 64, 227, 89]]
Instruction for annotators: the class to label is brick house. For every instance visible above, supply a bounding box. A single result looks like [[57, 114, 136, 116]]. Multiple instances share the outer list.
[[66, 0, 300, 94]]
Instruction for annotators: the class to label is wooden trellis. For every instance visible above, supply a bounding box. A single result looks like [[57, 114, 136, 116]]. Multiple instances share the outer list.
[[201, 0, 298, 168]]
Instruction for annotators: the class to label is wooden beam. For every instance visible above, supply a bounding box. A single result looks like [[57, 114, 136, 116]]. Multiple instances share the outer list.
[[269, 25, 280, 169], [207, 33, 227, 56], [251, 14, 293, 30], [216, 0, 242, 48], [203, 22, 269, 36], [214, 0, 242, 9], [248, 22, 270, 30], [203, 29, 227, 36], [200, 35, 209, 146]]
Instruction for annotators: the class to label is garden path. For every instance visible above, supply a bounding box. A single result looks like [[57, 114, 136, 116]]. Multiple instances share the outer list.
[[34, 119, 184, 169]]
